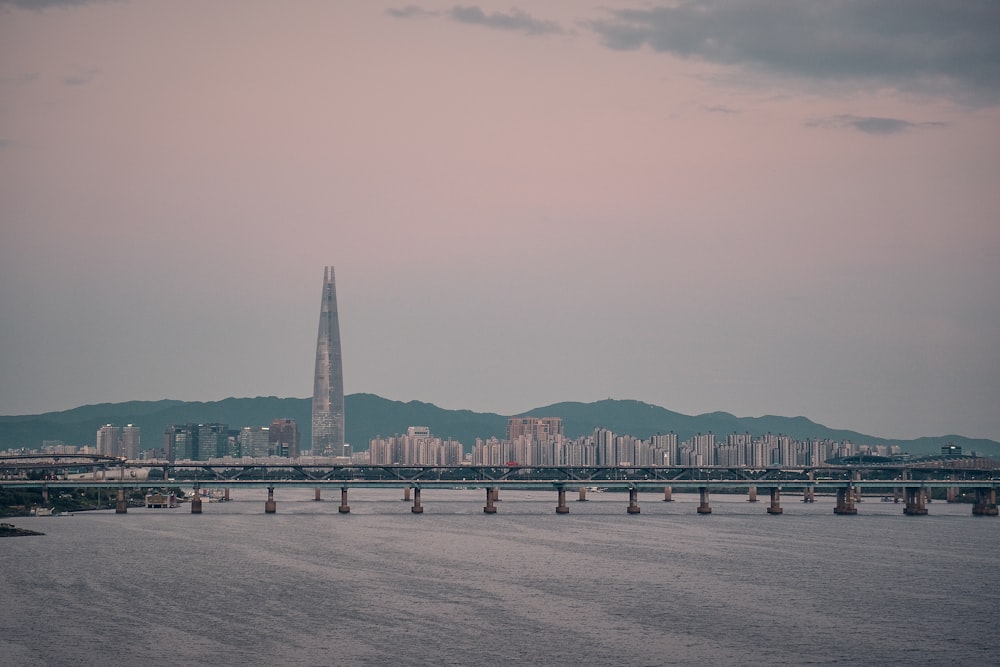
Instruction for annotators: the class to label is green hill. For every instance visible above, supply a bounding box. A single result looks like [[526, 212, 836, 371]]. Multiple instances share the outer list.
[[0, 395, 996, 458]]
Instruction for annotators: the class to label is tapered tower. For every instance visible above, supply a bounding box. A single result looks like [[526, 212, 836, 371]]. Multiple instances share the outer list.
[[312, 266, 345, 455]]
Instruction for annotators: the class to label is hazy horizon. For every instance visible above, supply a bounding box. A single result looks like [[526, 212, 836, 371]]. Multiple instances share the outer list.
[[2, 2, 998, 441]]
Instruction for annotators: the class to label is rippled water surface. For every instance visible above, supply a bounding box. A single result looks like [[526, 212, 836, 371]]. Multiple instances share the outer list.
[[3, 489, 997, 666]]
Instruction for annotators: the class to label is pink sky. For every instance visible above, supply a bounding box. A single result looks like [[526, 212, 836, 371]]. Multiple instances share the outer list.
[[1, 1, 999, 441]]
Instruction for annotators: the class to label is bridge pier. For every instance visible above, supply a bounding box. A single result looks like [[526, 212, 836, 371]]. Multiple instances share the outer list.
[[42, 485, 49, 504], [339, 487, 350, 514], [663, 486, 673, 502], [747, 486, 758, 503], [402, 487, 411, 502], [115, 487, 128, 514], [697, 487, 712, 514], [578, 487, 588, 502], [766, 487, 783, 515], [627, 488, 640, 514], [265, 486, 277, 514], [556, 487, 569, 514], [903, 487, 928, 515], [190, 488, 203, 514], [411, 487, 423, 514], [484, 487, 497, 514], [802, 486, 815, 503], [315, 488, 322, 502], [972, 488, 998, 516], [834, 486, 856, 515], [223, 488, 230, 502]]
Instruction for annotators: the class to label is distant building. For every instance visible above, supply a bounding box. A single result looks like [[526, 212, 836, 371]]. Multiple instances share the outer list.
[[163, 423, 229, 461], [507, 417, 563, 442], [96, 424, 121, 457], [239, 426, 270, 458], [121, 424, 141, 460], [942, 444, 962, 457], [269, 418, 301, 458]]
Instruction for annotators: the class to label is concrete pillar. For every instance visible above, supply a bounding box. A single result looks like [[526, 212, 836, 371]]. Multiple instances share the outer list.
[[42, 486, 49, 504], [315, 488, 322, 502], [802, 486, 815, 503], [339, 487, 350, 514], [662, 486, 673, 502], [578, 487, 588, 502], [903, 487, 928, 515], [403, 487, 411, 502], [627, 488, 640, 514], [767, 487, 783, 515], [834, 486, 856, 515], [223, 488, 230, 502], [163, 468, 170, 481], [697, 487, 711, 514], [972, 488, 999, 516], [484, 487, 497, 514], [411, 488, 423, 514], [190, 489, 203, 514], [265, 486, 277, 514], [492, 487, 500, 502], [747, 486, 758, 503], [556, 488, 569, 514], [115, 487, 128, 514], [946, 474, 958, 502]]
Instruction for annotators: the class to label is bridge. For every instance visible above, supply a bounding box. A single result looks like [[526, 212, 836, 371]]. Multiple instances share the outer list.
[[2, 455, 998, 517]]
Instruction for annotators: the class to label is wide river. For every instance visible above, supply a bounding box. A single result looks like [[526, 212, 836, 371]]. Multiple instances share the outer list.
[[2, 488, 997, 666]]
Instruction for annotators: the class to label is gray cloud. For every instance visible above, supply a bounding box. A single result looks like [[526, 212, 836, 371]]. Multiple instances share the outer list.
[[590, 1, 1000, 105], [0, 0, 112, 10], [807, 114, 948, 135], [63, 68, 100, 86], [386, 5, 438, 19], [449, 6, 565, 35]]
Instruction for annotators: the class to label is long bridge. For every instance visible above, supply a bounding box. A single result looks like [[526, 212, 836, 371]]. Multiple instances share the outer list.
[[2, 455, 998, 517]]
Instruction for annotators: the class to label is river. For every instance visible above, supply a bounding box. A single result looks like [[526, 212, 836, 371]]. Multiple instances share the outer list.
[[2, 488, 997, 666]]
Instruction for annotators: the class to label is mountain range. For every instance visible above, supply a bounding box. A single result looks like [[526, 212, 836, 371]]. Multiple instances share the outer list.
[[1, 394, 996, 458]]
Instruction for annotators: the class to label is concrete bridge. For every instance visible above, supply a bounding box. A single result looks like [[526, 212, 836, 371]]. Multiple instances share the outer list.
[[2, 457, 998, 517]]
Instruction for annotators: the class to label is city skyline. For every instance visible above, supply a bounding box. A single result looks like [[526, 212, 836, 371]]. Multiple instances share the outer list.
[[1, 2, 998, 441]]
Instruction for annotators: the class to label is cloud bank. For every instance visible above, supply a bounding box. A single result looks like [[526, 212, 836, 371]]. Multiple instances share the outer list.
[[590, 1, 1000, 105]]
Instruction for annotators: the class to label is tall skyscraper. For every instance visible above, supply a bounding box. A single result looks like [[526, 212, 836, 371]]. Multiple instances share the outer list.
[[312, 266, 345, 455]]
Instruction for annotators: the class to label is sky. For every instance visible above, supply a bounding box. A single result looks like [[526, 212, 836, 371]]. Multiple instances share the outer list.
[[1, 1, 998, 441]]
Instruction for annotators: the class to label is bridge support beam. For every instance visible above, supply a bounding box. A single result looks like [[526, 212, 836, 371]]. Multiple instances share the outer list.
[[115, 487, 128, 514], [315, 488, 322, 502], [767, 487, 783, 515], [697, 487, 712, 514], [972, 488, 998, 516], [834, 486, 856, 515], [903, 487, 928, 515], [578, 487, 588, 502], [747, 486, 758, 503], [663, 486, 673, 502], [402, 487, 411, 502], [411, 488, 423, 514], [484, 487, 497, 514], [223, 488, 230, 502], [556, 488, 569, 514], [190, 489, 203, 514], [265, 487, 277, 514], [627, 488, 640, 514], [339, 487, 350, 514]]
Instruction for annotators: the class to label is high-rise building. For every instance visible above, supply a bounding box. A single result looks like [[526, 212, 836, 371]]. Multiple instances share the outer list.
[[312, 266, 345, 455], [121, 424, 141, 460], [96, 424, 121, 457], [269, 418, 301, 458]]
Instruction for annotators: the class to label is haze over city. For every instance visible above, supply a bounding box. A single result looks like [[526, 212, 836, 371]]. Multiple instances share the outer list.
[[1, 1, 998, 441]]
